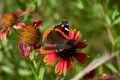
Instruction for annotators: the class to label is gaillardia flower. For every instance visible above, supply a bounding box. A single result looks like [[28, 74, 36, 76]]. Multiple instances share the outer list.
[[0, 10, 32, 40], [18, 20, 42, 59], [41, 21, 88, 75]]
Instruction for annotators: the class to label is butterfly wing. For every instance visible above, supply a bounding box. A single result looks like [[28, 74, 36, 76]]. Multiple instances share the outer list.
[[44, 44, 71, 50], [43, 20, 70, 50], [43, 29, 67, 44]]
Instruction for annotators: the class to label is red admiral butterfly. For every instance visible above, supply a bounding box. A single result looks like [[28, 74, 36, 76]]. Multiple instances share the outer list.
[[43, 20, 70, 50]]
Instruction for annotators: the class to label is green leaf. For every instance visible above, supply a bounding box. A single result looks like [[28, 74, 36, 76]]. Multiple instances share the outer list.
[[26, 3, 36, 10], [105, 63, 118, 73], [77, 1, 84, 9], [0, 51, 4, 62], [112, 8, 119, 20], [13, 0, 26, 10], [113, 37, 120, 52], [106, 15, 111, 26], [36, 0, 42, 6], [1, 65, 14, 74], [38, 66, 45, 80], [18, 68, 32, 76], [112, 17, 120, 26], [110, 27, 119, 39], [29, 63, 39, 80]]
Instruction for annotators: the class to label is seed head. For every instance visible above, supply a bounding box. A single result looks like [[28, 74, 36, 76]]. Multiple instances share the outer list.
[[19, 26, 41, 46], [0, 13, 17, 29]]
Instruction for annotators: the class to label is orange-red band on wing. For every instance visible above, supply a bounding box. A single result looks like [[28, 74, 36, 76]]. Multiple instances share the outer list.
[[43, 29, 51, 41], [54, 28, 68, 39]]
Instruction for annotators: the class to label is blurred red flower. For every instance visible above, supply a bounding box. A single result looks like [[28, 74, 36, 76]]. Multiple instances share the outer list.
[[0, 10, 33, 40], [18, 20, 42, 59]]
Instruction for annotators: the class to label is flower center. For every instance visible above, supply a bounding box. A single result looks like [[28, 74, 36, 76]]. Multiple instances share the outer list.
[[0, 13, 16, 29], [19, 26, 41, 46], [55, 43, 76, 60]]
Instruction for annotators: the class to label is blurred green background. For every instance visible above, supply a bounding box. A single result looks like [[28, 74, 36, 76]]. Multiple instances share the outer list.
[[0, 0, 120, 80]]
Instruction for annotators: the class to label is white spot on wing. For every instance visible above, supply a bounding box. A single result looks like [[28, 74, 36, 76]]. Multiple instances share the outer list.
[[65, 27, 69, 31], [61, 24, 64, 27]]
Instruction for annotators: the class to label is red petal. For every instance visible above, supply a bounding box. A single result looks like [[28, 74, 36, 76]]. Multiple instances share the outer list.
[[13, 11, 20, 17], [20, 9, 33, 16], [69, 29, 80, 42], [0, 29, 7, 40], [59, 60, 65, 75], [18, 43, 31, 59], [13, 10, 33, 17], [84, 69, 96, 79], [33, 20, 42, 28], [69, 29, 76, 40], [15, 22, 26, 29], [63, 60, 67, 75], [75, 41, 87, 49], [74, 31, 80, 41], [67, 60, 74, 70], [74, 53, 88, 64], [55, 60, 64, 74], [44, 53, 58, 65], [55, 60, 73, 75]]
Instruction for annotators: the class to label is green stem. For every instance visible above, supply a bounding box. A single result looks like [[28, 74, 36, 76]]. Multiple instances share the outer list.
[[33, 59, 37, 69], [29, 63, 39, 80], [101, 4, 120, 72], [13, 28, 19, 35], [98, 66, 103, 75], [101, 6, 115, 45]]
